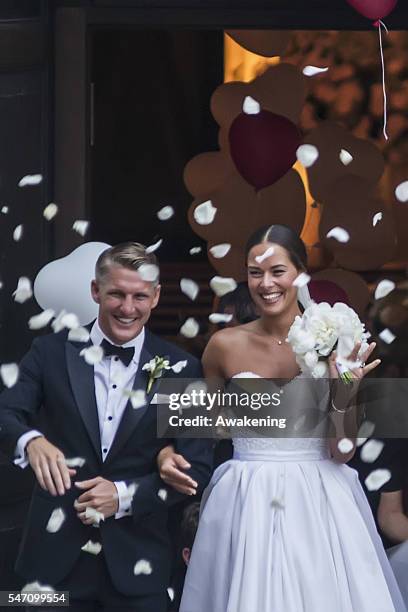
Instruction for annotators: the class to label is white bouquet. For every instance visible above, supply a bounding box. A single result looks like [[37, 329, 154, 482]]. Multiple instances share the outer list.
[[286, 302, 370, 380]]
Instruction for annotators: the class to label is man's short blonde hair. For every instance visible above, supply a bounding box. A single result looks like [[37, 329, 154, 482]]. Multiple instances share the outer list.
[[95, 242, 159, 285]]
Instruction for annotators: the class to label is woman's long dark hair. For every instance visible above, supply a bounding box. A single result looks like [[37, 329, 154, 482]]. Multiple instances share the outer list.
[[245, 224, 307, 271]]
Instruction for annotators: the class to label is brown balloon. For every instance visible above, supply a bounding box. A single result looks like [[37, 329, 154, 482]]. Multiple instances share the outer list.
[[225, 30, 291, 58], [183, 151, 235, 197], [305, 122, 385, 202], [311, 268, 370, 318], [207, 242, 247, 282]]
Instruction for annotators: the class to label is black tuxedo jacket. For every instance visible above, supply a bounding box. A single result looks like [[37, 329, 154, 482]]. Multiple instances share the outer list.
[[0, 328, 213, 595]]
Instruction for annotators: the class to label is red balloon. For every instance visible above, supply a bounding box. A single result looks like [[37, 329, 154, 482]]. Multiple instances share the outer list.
[[229, 110, 301, 191], [345, 0, 398, 21]]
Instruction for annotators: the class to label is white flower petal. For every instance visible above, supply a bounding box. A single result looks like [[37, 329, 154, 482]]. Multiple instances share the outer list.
[[157, 205, 174, 221], [379, 328, 396, 344], [372, 212, 383, 227], [209, 276, 237, 297], [193, 200, 217, 225], [51, 310, 67, 333], [80, 345, 104, 365], [13, 277, 32, 303], [81, 540, 102, 555], [85, 507, 105, 524], [60, 313, 80, 330], [167, 588, 175, 602], [180, 317, 199, 338], [171, 360, 188, 374], [243, 95, 261, 115], [22, 582, 54, 594], [180, 278, 199, 301], [43, 203, 58, 221], [209, 243, 231, 259], [255, 246, 275, 263], [365, 469, 391, 491], [72, 220, 89, 236], [0, 363, 19, 388], [146, 238, 163, 254], [360, 439, 384, 463], [46, 508, 66, 533], [28, 309, 55, 330], [125, 389, 147, 410], [68, 327, 91, 343], [18, 174, 43, 187], [356, 420, 376, 447], [296, 144, 319, 168], [375, 279, 395, 300], [337, 438, 354, 454], [65, 456, 85, 468], [326, 226, 350, 243], [138, 263, 159, 283], [189, 246, 202, 255], [395, 180, 408, 202], [209, 313, 233, 324], [13, 224, 23, 241], [302, 65, 329, 77], [292, 272, 311, 288], [133, 559, 153, 575], [157, 488, 168, 502], [339, 149, 353, 166], [1, 206, 9, 214]]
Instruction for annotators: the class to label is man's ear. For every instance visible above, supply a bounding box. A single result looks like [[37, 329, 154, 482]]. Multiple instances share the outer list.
[[151, 284, 161, 309], [91, 279, 100, 304]]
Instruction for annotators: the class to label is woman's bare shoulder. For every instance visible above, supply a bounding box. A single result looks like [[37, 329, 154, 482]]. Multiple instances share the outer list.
[[206, 323, 255, 349]]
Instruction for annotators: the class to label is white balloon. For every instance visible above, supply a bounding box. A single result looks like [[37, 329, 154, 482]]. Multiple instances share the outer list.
[[33, 242, 110, 326]]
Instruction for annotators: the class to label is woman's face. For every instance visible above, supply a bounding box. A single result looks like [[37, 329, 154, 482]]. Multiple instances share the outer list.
[[247, 242, 301, 317]]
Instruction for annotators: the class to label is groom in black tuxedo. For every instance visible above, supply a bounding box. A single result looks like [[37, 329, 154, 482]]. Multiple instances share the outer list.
[[0, 242, 213, 612]]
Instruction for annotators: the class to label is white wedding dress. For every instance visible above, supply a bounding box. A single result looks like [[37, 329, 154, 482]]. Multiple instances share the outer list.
[[180, 373, 406, 612]]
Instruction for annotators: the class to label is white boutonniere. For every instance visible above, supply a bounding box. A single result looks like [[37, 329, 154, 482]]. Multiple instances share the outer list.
[[142, 356, 171, 393]]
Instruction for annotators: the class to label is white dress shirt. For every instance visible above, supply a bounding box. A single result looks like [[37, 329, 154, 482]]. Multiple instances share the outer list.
[[15, 321, 146, 520]]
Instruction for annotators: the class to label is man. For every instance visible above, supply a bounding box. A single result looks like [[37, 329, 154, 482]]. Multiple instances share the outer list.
[[0, 242, 213, 612]]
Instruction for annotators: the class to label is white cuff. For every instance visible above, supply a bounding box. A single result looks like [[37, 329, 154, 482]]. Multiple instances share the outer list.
[[14, 430, 43, 468], [114, 481, 133, 519]]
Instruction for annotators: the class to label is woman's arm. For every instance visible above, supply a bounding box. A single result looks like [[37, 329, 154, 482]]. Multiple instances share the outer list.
[[378, 490, 408, 543]]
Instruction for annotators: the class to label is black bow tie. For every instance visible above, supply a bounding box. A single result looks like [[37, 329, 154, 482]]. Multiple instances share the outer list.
[[101, 339, 135, 367]]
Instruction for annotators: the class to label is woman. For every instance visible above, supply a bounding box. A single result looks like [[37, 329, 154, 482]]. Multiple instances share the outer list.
[[160, 224, 406, 611]]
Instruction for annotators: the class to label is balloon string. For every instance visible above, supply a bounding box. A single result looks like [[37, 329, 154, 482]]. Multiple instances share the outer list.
[[378, 19, 389, 141]]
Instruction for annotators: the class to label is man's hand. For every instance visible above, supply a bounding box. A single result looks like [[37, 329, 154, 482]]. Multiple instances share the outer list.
[[157, 446, 197, 496], [74, 477, 118, 524], [27, 436, 76, 496]]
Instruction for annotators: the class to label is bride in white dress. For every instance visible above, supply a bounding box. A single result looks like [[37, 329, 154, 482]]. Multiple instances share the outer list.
[[160, 224, 406, 612]]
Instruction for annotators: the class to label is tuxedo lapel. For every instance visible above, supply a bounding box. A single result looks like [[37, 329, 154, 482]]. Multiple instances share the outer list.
[[65, 341, 102, 462]]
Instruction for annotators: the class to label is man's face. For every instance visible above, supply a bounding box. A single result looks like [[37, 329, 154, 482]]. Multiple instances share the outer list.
[[91, 265, 160, 345]]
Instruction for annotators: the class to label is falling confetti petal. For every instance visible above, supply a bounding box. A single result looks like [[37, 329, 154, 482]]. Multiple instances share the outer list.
[[157, 205, 174, 221], [80, 345, 104, 365], [302, 65, 329, 77], [180, 278, 199, 301], [157, 488, 168, 502], [46, 508, 66, 533], [326, 227, 350, 243], [13, 224, 23, 241], [243, 95, 261, 115], [339, 149, 353, 166], [134, 559, 153, 575], [85, 507, 105, 525], [146, 238, 163, 254], [296, 144, 319, 168], [1, 206, 8, 214], [180, 317, 199, 338], [126, 389, 147, 410], [61, 313, 80, 330], [375, 279, 395, 300], [395, 181, 408, 202], [18, 174, 43, 187], [271, 498, 285, 510], [28, 309, 55, 330], [43, 203, 58, 221], [193, 200, 217, 225], [68, 327, 91, 343], [365, 469, 391, 491], [210, 276, 237, 297], [361, 439, 384, 463], [209, 243, 231, 259], [356, 420, 376, 447], [138, 263, 159, 283], [372, 212, 383, 227], [255, 246, 275, 263], [209, 313, 233, 324], [379, 328, 396, 344], [0, 363, 19, 388], [13, 277, 32, 303], [65, 457, 85, 468], [72, 220, 89, 236], [171, 360, 188, 374], [338, 438, 354, 454], [292, 272, 311, 288], [81, 540, 102, 555], [189, 246, 201, 255], [22, 582, 54, 594], [167, 588, 175, 602], [52, 310, 67, 333]]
